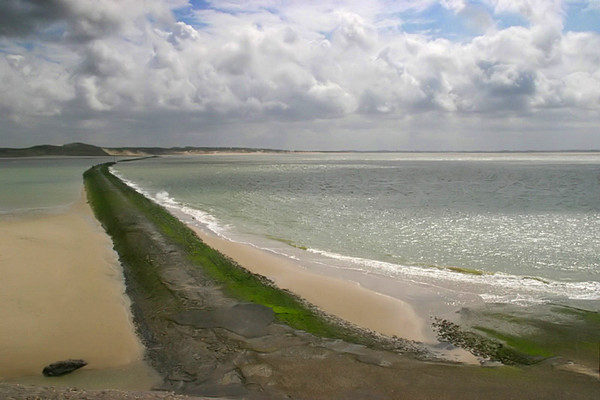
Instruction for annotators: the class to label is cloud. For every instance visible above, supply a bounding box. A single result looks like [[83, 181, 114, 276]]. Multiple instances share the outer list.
[[0, 0, 177, 41], [0, 0, 67, 38], [0, 52, 74, 119], [0, 0, 599, 149]]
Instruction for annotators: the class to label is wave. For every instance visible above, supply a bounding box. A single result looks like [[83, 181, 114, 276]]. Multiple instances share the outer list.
[[110, 167, 229, 238], [306, 248, 600, 304]]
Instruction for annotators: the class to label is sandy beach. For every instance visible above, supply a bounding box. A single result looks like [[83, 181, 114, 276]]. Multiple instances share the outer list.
[[1, 164, 597, 399], [0, 192, 158, 387], [192, 227, 430, 342]]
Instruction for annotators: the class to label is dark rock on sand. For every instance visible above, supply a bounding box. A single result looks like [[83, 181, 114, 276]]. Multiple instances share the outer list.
[[42, 359, 87, 377]]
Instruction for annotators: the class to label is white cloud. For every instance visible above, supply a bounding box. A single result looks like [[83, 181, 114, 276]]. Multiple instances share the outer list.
[[0, 0, 599, 149], [0, 52, 74, 119]]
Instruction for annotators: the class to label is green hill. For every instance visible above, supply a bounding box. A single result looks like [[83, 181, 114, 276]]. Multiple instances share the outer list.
[[0, 143, 109, 157]]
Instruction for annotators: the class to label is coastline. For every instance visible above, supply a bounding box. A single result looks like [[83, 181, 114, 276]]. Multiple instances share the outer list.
[[110, 153, 600, 371], [0, 190, 159, 388], [3, 163, 598, 398]]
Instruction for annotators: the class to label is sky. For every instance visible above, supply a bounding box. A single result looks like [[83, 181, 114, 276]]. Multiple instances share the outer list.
[[0, 0, 599, 151]]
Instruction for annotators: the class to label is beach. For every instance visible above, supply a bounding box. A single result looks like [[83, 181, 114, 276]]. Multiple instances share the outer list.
[[0, 162, 598, 399], [77, 163, 600, 399], [0, 191, 159, 388]]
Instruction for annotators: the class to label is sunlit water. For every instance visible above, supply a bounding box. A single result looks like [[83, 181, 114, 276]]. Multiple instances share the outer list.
[[113, 153, 600, 313]]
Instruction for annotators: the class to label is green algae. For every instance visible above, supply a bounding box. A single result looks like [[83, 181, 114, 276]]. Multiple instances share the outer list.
[[446, 266, 486, 276], [459, 304, 600, 369], [266, 235, 308, 251], [472, 326, 553, 358], [83, 163, 182, 313], [432, 318, 539, 365]]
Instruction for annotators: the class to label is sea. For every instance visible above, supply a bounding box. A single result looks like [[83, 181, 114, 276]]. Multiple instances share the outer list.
[[2, 153, 598, 366], [0, 157, 114, 217], [111, 152, 600, 318]]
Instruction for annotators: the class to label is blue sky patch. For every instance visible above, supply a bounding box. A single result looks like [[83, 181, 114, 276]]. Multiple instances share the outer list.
[[564, 2, 600, 32]]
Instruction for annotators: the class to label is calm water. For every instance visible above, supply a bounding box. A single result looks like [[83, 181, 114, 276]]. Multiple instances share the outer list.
[[113, 153, 600, 312], [0, 157, 113, 216]]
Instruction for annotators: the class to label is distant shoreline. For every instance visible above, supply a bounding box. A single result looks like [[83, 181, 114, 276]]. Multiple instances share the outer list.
[[2, 142, 600, 158]]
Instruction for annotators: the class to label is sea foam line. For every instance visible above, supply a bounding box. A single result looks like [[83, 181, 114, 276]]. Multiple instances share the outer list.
[[110, 167, 228, 238], [306, 248, 600, 303]]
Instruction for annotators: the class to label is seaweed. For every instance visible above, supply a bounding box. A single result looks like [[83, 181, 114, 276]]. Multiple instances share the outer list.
[[83, 164, 181, 312], [432, 318, 542, 365], [455, 305, 600, 368]]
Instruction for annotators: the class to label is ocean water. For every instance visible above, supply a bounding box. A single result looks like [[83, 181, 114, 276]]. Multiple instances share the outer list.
[[112, 153, 600, 313], [0, 157, 113, 216]]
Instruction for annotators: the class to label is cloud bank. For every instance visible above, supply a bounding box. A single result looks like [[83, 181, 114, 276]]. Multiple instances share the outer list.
[[1, 0, 599, 150]]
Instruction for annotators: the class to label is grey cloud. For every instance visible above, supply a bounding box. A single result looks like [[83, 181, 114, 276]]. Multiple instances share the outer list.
[[480, 63, 536, 97], [65, 11, 595, 120], [0, 0, 172, 42], [0, 0, 67, 38], [0, 52, 74, 118], [216, 38, 254, 76]]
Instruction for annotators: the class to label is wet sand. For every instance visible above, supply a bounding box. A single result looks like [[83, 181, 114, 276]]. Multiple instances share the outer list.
[[0, 193, 159, 388], [193, 228, 429, 342]]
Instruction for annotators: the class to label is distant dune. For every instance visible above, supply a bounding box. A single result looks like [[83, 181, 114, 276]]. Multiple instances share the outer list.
[[3, 143, 595, 158], [0, 143, 109, 157], [0, 143, 288, 157]]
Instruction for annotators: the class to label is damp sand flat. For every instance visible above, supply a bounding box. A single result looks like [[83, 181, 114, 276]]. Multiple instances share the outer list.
[[0, 193, 158, 388], [192, 227, 430, 343]]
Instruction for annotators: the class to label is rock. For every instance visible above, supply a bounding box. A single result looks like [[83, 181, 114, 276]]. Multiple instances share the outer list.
[[221, 369, 244, 385], [42, 359, 87, 377], [173, 303, 275, 338], [240, 363, 273, 378]]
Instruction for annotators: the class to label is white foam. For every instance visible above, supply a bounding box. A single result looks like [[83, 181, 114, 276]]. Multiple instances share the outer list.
[[110, 166, 228, 237], [306, 248, 600, 305]]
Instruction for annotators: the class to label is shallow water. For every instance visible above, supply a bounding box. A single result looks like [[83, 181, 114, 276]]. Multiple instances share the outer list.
[[0, 157, 114, 216]]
